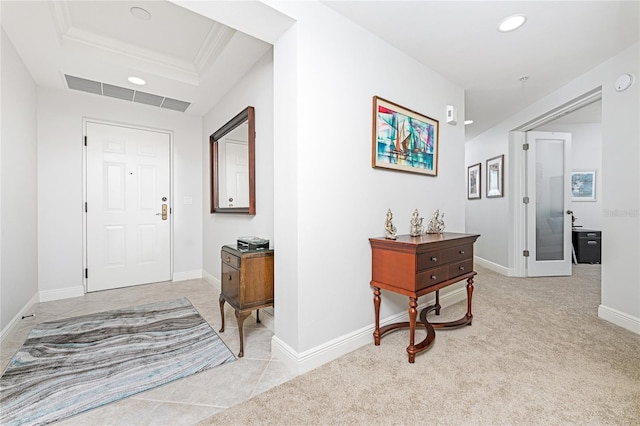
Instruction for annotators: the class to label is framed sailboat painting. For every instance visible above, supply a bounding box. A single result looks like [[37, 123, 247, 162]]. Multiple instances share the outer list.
[[372, 96, 439, 176]]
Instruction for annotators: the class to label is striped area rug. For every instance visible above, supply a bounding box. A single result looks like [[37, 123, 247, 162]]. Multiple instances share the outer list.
[[0, 298, 235, 426]]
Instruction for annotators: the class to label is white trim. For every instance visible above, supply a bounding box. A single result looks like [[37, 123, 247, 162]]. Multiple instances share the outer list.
[[271, 286, 469, 374], [39, 286, 84, 302], [598, 304, 640, 335], [474, 256, 512, 276], [202, 270, 219, 289], [172, 269, 202, 282], [0, 293, 39, 341]]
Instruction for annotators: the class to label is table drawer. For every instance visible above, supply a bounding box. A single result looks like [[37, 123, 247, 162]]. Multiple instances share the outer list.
[[442, 244, 473, 263], [449, 259, 473, 279], [221, 250, 241, 268], [417, 265, 449, 290], [417, 250, 444, 270]]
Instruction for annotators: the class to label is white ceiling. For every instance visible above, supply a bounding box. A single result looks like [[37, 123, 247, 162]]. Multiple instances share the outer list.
[[2, 1, 638, 139]]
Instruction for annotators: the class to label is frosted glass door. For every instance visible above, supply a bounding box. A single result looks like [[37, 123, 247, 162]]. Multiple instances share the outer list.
[[526, 131, 572, 277]]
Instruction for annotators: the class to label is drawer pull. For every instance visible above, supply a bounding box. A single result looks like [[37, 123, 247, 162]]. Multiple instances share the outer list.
[[226, 256, 231, 263], [459, 250, 465, 255], [431, 257, 438, 262], [228, 274, 232, 280], [431, 275, 437, 280], [586, 233, 597, 237], [587, 241, 598, 245], [459, 266, 465, 271]]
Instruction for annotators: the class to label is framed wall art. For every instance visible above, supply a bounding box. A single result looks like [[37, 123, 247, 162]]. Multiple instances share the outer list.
[[571, 170, 596, 201], [486, 155, 504, 198], [372, 96, 439, 176], [467, 163, 481, 199]]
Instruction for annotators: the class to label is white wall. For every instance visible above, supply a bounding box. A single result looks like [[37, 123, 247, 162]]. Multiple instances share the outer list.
[[466, 43, 639, 333], [1, 29, 39, 332], [202, 49, 274, 280], [271, 2, 467, 368], [536, 122, 602, 230], [188, 1, 467, 372], [37, 88, 203, 299]]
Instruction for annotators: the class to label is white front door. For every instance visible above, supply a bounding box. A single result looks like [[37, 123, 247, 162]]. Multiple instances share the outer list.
[[526, 131, 572, 277], [86, 121, 171, 291]]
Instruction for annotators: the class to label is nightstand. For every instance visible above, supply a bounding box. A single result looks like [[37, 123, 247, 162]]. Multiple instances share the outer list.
[[219, 245, 274, 357]]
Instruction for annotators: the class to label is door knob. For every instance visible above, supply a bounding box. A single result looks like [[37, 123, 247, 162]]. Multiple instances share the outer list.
[[156, 204, 167, 220], [566, 210, 573, 215]]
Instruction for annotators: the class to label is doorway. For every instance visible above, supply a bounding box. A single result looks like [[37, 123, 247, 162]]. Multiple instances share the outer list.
[[510, 88, 602, 277], [84, 121, 172, 292]]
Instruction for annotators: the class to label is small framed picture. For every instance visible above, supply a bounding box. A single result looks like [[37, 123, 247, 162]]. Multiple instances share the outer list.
[[467, 163, 481, 199], [486, 155, 504, 198], [571, 170, 596, 201]]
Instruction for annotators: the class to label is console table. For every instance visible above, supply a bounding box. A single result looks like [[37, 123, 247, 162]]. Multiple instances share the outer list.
[[219, 245, 274, 357], [369, 233, 480, 363]]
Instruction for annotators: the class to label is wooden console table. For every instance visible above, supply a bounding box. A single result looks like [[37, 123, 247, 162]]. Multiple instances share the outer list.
[[369, 233, 480, 363], [219, 245, 274, 357]]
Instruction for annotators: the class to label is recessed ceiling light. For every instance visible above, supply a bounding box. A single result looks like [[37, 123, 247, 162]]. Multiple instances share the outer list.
[[130, 7, 152, 21], [464, 120, 474, 125], [128, 76, 146, 86], [497, 14, 527, 32]]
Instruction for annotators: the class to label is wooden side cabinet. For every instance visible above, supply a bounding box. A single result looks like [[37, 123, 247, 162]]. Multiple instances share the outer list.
[[219, 245, 274, 357], [370, 233, 480, 363]]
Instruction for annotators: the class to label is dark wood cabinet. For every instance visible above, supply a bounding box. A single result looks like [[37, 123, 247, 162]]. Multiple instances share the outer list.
[[219, 245, 274, 357], [572, 229, 601, 264], [369, 233, 480, 363]]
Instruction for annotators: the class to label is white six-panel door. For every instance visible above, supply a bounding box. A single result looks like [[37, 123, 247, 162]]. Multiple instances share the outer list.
[[86, 122, 171, 291]]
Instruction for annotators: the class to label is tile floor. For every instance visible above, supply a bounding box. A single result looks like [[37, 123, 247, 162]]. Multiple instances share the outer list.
[[0, 279, 297, 425]]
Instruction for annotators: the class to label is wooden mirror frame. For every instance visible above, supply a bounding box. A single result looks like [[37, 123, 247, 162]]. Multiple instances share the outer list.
[[210, 106, 256, 214]]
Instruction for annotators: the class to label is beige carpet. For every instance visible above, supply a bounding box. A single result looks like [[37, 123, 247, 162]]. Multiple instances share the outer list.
[[200, 265, 640, 425]]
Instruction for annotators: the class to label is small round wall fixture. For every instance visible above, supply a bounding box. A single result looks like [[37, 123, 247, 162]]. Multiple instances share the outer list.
[[615, 73, 635, 92]]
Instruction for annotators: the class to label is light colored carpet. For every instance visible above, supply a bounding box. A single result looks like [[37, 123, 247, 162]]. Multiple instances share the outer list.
[[200, 265, 640, 425]]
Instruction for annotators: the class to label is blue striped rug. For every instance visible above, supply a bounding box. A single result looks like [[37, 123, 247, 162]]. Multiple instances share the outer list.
[[0, 298, 235, 426]]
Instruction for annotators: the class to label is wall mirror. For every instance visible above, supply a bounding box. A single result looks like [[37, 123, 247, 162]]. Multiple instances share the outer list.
[[210, 106, 255, 214]]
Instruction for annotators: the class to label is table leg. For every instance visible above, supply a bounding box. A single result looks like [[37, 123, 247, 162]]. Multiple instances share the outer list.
[[235, 310, 251, 358], [407, 297, 418, 363], [466, 276, 474, 323], [373, 286, 381, 345], [256, 309, 261, 323], [435, 290, 441, 315], [218, 295, 226, 333]]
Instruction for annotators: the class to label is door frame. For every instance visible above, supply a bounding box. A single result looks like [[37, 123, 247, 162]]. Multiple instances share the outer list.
[[508, 88, 602, 277], [82, 118, 174, 293]]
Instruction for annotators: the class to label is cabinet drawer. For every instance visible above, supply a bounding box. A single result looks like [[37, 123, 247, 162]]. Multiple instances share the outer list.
[[449, 259, 473, 279], [221, 250, 240, 268], [417, 250, 444, 270], [221, 263, 240, 306], [442, 244, 473, 263], [417, 265, 449, 290]]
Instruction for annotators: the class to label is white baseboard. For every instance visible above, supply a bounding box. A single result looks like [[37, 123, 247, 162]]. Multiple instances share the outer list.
[[474, 256, 512, 276], [598, 304, 640, 335], [172, 269, 202, 282], [0, 292, 40, 341], [271, 285, 469, 374], [202, 270, 220, 290], [39, 286, 84, 302]]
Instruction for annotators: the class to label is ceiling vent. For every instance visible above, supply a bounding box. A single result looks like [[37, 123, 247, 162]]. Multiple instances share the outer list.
[[64, 74, 191, 112]]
